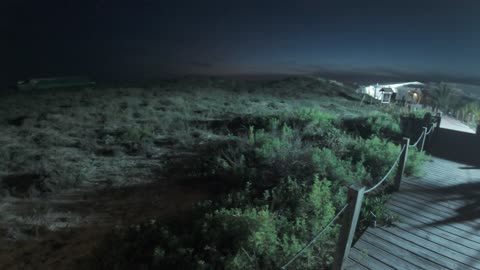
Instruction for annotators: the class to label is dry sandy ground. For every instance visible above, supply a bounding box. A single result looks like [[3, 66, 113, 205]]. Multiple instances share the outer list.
[[0, 78, 364, 269], [0, 178, 216, 269]]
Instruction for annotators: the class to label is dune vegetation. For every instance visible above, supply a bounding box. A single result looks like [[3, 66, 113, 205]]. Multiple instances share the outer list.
[[0, 76, 428, 269]]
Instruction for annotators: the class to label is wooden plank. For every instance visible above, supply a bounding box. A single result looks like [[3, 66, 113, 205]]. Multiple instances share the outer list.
[[348, 247, 395, 270], [373, 226, 480, 267], [388, 202, 480, 241], [397, 189, 474, 210], [343, 258, 369, 270], [354, 238, 422, 270], [361, 231, 447, 269], [392, 192, 480, 226], [394, 186, 472, 210], [366, 228, 477, 270], [389, 205, 480, 251], [408, 170, 475, 181], [350, 157, 480, 269], [389, 218, 480, 258], [403, 178, 478, 194], [388, 199, 480, 237], [404, 172, 474, 185], [402, 183, 478, 206], [405, 175, 474, 186], [403, 181, 469, 192], [397, 192, 470, 211], [389, 196, 471, 228], [390, 194, 480, 230]]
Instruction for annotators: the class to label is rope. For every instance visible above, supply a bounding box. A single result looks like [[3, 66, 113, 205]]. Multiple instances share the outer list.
[[280, 203, 349, 270], [425, 125, 435, 135], [410, 123, 435, 149], [281, 121, 433, 267], [364, 144, 406, 194], [409, 131, 424, 148]]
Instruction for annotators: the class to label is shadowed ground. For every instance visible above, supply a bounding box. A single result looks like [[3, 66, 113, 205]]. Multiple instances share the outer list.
[[347, 157, 480, 269]]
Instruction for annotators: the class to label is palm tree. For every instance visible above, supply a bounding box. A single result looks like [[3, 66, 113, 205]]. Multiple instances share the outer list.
[[430, 82, 456, 112]]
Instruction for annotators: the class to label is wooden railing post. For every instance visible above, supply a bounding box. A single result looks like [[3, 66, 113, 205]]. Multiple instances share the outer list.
[[393, 138, 410, 191], [420, 127, 427, 152], [332, 184, 365, 270], [436, 112, 442, 129]]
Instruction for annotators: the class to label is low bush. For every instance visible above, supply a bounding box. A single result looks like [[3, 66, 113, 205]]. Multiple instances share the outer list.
[[366, 112, 401, 137], [287, 109, 341, 145], [91, 107, 429, 270], [166, 176, 340, 270], [402, 109, 431, 120], [92, 176, 342, 270], [359, 195, 399, 233], [311, 148, 368, 185], [350, 136, 400, 182], [215, 144, 248, 177], [246, 122, 308, 187], [342, 112, 401, 140], [118, 125, 154, 153], [405, 148, 428, 176], [292, 108, 336, 128], [248, 121, 299, 162]]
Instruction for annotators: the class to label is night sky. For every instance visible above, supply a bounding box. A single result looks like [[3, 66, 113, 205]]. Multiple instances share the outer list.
[[3, 0, 480, 85]]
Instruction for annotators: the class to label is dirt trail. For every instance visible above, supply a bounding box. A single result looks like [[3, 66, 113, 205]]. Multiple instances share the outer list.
[[440, 115, 476, 133], [0, 178, 214, 270]]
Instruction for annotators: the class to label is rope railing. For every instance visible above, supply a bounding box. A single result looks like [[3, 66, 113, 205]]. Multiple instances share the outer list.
[[409, 131, 424, 148], [280, 203, 350, 269], [364, 144, 406, 194], [409, 123, 436, 151], [281, 139, 409, 269], [281, 118, 439, 270], [425, 125, 435, 135]]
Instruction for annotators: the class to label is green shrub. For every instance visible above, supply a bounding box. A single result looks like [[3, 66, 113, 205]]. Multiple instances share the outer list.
[[366, 112, 401, 137], [289, 109, 340, 143], [247, 123, 308, 186], [215, 144, 248, 177], [405, 148, 428, 176], [246, 118, 366, 188], [307, 176, 336, 231], [402, 109, 430, 120], [147, 175, 342, 270], [350, 136, 400, 182], [342, 112, 401, 140], [119, 125, 154, 153], [311, 148, 368, 185], [293, 108, 336, 126], [269, 177, 308, 218], [360, 195, 399, 231], [91, 103, 426, 270], [205, 207, 281, 269], [248, 123, 297, 161], [203, 177, 338, 269]]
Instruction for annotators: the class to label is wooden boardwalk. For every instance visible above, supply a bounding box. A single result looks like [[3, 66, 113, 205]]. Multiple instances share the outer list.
[[346, 157, 480, 270]]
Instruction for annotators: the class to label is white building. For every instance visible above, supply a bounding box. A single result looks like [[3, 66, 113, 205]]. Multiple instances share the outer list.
[[357, 81, 424, 104]]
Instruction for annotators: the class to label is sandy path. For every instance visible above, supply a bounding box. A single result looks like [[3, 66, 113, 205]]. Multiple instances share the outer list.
[[440, 115, 476, 133]]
